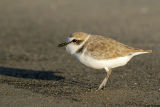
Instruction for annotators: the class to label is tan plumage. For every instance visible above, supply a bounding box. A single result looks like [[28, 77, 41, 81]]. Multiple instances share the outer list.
[[82, 35, 152, 60]]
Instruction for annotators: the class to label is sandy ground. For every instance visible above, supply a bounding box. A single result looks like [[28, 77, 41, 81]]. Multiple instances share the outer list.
[[0, 0, 160, 107]]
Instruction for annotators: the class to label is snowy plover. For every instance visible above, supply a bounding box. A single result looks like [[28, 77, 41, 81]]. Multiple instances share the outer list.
[[58, 32, 152, 90]]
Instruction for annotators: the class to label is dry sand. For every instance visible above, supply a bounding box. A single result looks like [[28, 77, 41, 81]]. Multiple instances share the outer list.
[[0, 0, 159, 107]]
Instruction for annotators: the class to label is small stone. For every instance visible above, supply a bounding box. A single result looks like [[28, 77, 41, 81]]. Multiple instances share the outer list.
[[134, 83, 137, 85]]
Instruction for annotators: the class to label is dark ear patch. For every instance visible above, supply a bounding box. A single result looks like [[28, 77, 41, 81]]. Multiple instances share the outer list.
[[75, 40, 83, 45]]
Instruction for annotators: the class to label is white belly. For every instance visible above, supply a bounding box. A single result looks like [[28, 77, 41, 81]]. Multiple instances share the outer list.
[[74, 53, 132, 69]]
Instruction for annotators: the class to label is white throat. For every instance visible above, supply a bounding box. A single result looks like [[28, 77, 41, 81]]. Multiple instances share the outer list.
[[66, 35, 90, 55]]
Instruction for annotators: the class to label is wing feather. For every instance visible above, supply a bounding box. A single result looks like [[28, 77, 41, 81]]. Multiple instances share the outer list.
[[84, 35, 141, 60]]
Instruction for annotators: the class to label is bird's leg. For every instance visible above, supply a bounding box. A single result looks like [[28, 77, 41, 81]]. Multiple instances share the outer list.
[[97, 68, 112, 90]]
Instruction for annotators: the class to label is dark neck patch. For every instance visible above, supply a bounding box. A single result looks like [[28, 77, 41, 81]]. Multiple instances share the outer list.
[[75, 38, 89, 54], [76, 45, 85, 53]]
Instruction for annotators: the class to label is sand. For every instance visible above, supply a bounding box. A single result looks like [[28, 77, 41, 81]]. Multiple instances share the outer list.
[[0, 0, 159, 106]]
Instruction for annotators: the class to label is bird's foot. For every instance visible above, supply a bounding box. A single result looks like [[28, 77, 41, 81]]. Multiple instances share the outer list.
[[96, 86, 105, 91]]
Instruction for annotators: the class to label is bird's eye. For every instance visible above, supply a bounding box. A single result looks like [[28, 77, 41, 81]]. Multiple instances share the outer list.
[[72, 39, 78, 42]]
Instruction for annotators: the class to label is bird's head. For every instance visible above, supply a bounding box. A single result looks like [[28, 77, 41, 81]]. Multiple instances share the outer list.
[[58, 32, 90, 54]]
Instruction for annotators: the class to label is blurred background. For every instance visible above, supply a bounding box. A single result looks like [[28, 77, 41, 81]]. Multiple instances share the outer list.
[[0, 0, 159, 106]]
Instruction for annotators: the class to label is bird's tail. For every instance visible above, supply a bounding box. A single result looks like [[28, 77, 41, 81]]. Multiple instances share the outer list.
[[132, 48, 152, 56], [144, 49, 152, 53], [136, 49, 152, 53]]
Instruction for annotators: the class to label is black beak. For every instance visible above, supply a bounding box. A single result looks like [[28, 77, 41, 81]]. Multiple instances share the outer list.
[[58, 41, 71, 47]]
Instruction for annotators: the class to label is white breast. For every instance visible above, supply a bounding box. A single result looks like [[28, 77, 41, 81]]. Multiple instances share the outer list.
[[74, 50, 149, 70], [74, 50, 133, 70]]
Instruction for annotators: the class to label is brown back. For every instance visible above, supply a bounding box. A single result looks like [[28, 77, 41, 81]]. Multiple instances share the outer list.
[[83, 35, 146, 60]]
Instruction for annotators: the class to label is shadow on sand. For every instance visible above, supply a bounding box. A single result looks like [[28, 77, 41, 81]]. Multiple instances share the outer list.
[[0, 66, 64, 81]]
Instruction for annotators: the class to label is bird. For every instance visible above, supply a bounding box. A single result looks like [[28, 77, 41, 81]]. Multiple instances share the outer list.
[[58, 32, 152, 90]]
